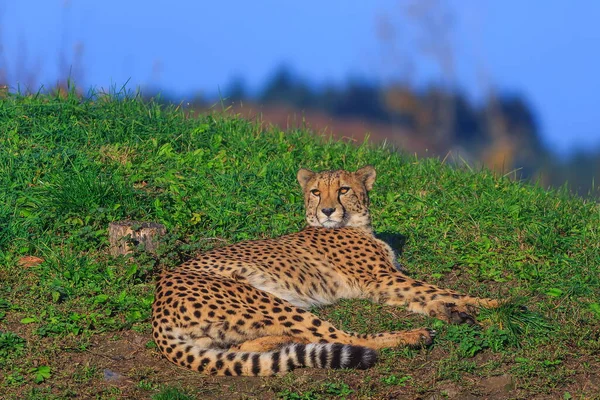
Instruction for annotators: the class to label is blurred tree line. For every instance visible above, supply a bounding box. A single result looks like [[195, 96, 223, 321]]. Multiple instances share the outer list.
[[225, 65, 543, 175], [199, 65, 594, 197]]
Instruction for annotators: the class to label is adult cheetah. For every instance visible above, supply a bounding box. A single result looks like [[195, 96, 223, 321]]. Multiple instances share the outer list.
[[152, 166, 499, 376]]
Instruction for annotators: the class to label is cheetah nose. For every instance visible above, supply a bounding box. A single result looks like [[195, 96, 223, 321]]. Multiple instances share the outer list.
[[321, 208, 336, 217]]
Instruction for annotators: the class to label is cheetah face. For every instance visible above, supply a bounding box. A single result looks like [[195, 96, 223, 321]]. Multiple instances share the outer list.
[[297, 166, 376, 229]]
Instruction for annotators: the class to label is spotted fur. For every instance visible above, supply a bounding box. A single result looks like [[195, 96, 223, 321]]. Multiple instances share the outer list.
[[152, 166, 499, 376]]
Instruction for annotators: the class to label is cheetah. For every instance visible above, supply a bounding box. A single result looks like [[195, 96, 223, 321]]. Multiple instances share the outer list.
[[152, 166, 499, 376]]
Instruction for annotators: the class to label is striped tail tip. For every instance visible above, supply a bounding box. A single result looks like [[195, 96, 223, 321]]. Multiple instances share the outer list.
[[300, 343, 377, 370]]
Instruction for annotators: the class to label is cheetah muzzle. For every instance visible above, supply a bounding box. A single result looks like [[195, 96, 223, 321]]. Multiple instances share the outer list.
[[152, 166, 500, 376]]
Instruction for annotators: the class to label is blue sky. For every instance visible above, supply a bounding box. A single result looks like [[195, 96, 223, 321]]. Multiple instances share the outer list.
[[3, 0, 600, 156]]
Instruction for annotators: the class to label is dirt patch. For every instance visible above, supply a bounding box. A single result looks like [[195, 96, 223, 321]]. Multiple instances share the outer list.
[[478, 374, 515, 398], [38, 331, 275, 399], [2, 328, 292, 399]]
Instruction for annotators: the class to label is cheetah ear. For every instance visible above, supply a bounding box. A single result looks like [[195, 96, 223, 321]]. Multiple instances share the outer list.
[[355, 166, 376, 191], [297, 168, 316, 190]]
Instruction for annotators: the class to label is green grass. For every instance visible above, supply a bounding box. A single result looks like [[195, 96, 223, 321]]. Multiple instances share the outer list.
[[0, 91, 599, 399], [152, 386, 196, 400]]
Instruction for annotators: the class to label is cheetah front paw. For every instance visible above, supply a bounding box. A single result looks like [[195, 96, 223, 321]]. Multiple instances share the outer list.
[[448, 308, 476, 325], [433, 302, 478, 325], [403, 328, 436, 347]]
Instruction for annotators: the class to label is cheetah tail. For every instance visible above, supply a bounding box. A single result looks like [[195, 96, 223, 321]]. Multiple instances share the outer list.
[[177, 343, 377, 376]]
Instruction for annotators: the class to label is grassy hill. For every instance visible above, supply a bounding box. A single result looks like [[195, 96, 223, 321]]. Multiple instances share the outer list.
[[1, 92, 599, 399]]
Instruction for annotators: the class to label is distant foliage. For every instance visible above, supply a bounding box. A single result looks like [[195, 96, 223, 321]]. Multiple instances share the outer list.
[[219, 66, 598, 196]]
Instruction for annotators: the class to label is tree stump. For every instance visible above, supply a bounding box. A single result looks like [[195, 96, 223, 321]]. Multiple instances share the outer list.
[[108, 221, 166, 257]]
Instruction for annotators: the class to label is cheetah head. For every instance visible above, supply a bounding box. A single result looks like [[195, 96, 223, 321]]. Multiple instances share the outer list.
[[297, 166, 376, 229]]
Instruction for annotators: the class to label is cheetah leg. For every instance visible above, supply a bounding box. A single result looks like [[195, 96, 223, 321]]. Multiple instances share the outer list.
[[341, 327, 435, 349], [368, 270, 500, 323], [231, 335, 310, 352], [404, 298, 499, 324]]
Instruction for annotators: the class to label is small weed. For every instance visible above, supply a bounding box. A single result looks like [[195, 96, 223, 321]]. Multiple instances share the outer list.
[[95, 385, 123, 399], [4, 370, 26, 386], [381, 374, 412, 386], [151, 386, 195, 400], [483, 326, 512, 352], [277, 382, 353, 399], [278, 389, 319, 400], [0, 298, 9, 320], [0, 331, 26, 366], [29, 366, 51, 383], [138, 379, 159, 391], [444, 325, 489, 358], [322, 382, 353, 397]]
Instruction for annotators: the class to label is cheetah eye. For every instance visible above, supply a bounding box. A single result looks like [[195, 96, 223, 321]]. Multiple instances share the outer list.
[[339, 187, 350, 194], [310, 189, 321, 196]]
